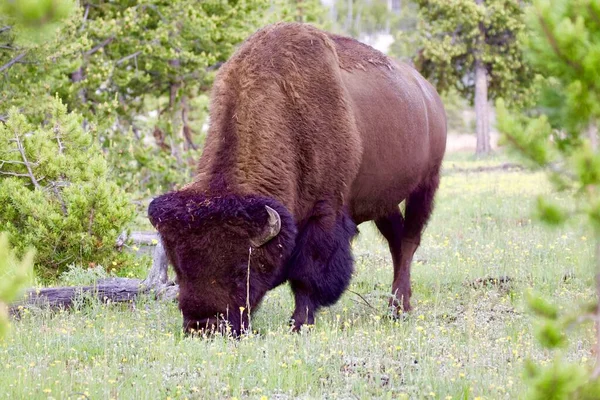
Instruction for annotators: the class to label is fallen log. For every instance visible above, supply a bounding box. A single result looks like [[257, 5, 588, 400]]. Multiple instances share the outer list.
[[13, 278, 144, 310], [115, 230, 159, 248], [10, 232, 179, 314], [10, 278, 179, 313]]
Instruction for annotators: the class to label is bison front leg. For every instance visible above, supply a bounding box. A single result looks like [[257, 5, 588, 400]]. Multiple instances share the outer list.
[[289, 283, 317, 331], [287, 211, 357, 331]]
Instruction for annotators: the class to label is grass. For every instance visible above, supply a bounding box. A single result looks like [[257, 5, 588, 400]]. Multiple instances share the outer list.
[[1, 152, 595, 399]]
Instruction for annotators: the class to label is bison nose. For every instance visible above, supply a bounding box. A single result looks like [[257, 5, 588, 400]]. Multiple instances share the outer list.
[[183, 317, 220, 335]]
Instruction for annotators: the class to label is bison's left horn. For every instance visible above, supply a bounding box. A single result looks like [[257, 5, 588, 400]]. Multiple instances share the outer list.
[[250, 205, 281, 247]]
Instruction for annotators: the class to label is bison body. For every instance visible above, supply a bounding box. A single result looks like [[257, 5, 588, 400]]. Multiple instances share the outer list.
[[148, 23, 446, 334]]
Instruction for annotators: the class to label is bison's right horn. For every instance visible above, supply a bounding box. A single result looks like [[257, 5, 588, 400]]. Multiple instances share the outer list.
[[250, 205, 281, 247]]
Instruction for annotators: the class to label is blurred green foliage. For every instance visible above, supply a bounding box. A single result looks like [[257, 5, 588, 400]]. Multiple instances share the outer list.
[[1, 0, 75, 43], [0, 232, 34, 339], [497, 0, 600, 397]]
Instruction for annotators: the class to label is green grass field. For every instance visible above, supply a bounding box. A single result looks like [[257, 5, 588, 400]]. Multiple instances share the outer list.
[[1, 152, 595, 399]]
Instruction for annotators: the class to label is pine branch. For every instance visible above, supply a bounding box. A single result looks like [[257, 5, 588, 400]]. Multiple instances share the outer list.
[[50, 185, 68, 216], [80, 4, 90, 33], [534, 11, 600, 111], [0, 159, 39, 168], [207, 62, 224, 71], [116, 51, 141, 65], [589, 4, 600, 28], [84, 36, 115, 56], [347, 289, 376, 310], [0, 171, 30, 178], [12, 134, 41, 190], [537, 14, 583, 73], [0, 52, 26, 73]]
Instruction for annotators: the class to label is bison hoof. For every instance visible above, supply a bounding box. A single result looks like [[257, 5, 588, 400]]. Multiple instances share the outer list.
[[291, 323, 314, 333], [388, 298, 412, 320], [388, 308, 411, 321], [289, 317, 315, 333], [289, 318, 303, 333]]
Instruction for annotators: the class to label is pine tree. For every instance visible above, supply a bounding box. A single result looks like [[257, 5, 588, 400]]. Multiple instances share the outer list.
[[497, 0, 600, 396], [0, 0, 65, 332], [415, 0, 534, 155], [0, 98, 135, 279]]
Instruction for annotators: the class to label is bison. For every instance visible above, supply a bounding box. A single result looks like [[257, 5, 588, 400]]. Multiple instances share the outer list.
[[148, 22, 446, 335]]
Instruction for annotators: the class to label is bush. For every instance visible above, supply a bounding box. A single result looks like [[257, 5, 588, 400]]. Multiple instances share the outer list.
[[0, 97, 135, 279], [58, 263, 113, 286]]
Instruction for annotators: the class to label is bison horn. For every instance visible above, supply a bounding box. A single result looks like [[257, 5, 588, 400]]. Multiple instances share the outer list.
[[250, 205, 281, 247]]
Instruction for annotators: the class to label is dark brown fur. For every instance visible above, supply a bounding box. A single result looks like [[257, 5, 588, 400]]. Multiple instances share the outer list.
[[148, 22, 447, 334]]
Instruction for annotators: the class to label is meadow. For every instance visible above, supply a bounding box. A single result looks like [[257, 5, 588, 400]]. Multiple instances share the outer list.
[[0, 151, 595, 400]]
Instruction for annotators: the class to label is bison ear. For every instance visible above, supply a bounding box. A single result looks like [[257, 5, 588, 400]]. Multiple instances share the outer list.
[[249, 206, 281, 247]]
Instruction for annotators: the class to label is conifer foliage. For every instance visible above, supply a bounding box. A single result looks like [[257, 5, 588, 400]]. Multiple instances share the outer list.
[[497, 0, 600, 397], [0, 99, 134, 278]]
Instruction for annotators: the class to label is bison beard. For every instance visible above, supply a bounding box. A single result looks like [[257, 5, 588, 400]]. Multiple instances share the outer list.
[[287, 204, 358, 330], [148, 22, 446, 336]]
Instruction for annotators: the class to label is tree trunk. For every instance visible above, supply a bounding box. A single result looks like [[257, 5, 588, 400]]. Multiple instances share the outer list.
[[589, 120, 598, 152], [169, 58, 184, 166], [181, 97, 197, 151], [330, 0, 337, 23], [295, 0, 304, 22], [70, 67, 86, 104], [474, 0, 490, 156], [474, 59, 491, 155], [355, 7, 362, 34], [345, 0, 353, 32], [385, 0, 393, 34]]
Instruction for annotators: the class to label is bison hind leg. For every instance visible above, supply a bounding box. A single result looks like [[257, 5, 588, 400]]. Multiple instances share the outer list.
[[377, 171, 440, 317], [287, 209, 357, 331]]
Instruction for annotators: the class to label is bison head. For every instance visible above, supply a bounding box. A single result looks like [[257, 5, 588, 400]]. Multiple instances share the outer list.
[[148, 191, 296, 335]]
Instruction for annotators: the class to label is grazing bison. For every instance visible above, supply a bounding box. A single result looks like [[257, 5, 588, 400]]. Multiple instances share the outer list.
[[148, 22, 446, 334]]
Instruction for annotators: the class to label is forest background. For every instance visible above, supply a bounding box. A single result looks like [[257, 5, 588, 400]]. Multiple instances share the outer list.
[[2, 1, 600, 398]]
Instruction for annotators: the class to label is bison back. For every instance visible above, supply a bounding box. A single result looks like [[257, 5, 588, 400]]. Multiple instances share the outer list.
[[199, 22, 363, 223]]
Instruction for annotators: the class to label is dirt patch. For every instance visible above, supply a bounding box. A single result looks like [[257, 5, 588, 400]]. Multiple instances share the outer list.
[[444, 163, 525, 174], [446, 133, 500, 153]]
